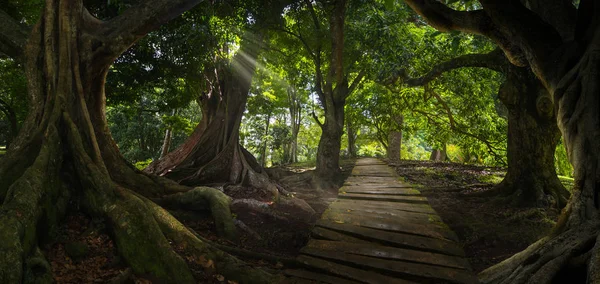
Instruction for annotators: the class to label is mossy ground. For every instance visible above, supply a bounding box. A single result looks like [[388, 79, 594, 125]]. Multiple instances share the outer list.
[[390, 160, 563, 272]]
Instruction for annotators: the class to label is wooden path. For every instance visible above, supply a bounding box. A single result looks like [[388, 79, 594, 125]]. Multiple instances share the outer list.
[[284, 158, 478, 284]]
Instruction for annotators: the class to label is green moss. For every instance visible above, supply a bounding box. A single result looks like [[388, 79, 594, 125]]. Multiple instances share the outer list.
[[478, 174, 504, 185], [558, 175, 575, 191]]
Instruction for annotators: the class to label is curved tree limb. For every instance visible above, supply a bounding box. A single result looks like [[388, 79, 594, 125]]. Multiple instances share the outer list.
[[398, 48, 508, 86], [403, 0, 526, 66], [0, 9, 29, 59], [478, 0, 564, 87]]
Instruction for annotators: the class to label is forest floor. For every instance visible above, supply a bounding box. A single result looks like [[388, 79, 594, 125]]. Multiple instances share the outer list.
[[43, 160, 354, 283], [41, 158, 571, 282], [388, 159, 572, 273]]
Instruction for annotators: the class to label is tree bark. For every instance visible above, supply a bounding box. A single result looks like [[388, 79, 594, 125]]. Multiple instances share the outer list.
[[403, 0, 600, 282], [314, 0, 348, 181], [287, 86, 301, 163], [492, 66, 569, 208], [0, 1, 276, 283], [0, 98, 18, 148], [144, 34, 280, 198], [387, 131, 402, 162], [260, 111, 271, 167], [346, 118, 357, 157]]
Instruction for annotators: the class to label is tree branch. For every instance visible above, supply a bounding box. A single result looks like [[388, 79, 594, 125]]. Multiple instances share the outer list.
[[347, 69, 366, 98], [400, 48, 508, 87], [403, 0, 526, 66], [311, 111, 324, 128], [0, 9, 29, 59], [478, 0, 563, 86], [97, 0, 206, 60]]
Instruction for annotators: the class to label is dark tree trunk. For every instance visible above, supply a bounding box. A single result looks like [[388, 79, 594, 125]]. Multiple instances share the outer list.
[[346, 118, 357, 157], [429, 147, 447, 161], [288, 87, 301, 163], [144, 36, 280, 197], [316, 102, 345, 179], [260, 112, 271, 167], [315, 0, 348, 181], [160, 127, 173, 158], [0, 98, 18, 148], [0, 1, 275, 283], [493, 67, 569, 208], [387, 114, 403, 162], [387, 131, 402, 162]]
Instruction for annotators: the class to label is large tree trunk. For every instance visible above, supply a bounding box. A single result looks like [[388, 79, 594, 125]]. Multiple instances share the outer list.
[[314, 0, 348, 181], [479, 32, 600, 284], [144, 36, 280, 198], [0, 2, 275, 283], [316, 102, 345, 179], [492, 67, 569, 208]]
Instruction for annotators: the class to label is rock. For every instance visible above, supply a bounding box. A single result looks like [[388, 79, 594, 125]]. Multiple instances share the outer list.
[[64, 241, 89, 260], [276, 197, 316, 223]]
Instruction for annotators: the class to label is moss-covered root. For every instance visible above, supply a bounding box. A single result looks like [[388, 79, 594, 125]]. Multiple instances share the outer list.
[[64, 114, 195, 283], [107, 190, 195, 283], [159, 187, 236, 240], [0, 126, 62, 283], [24, 247, 53, 284], [479, 221, 600, 284], [144, 198, 280, 284]]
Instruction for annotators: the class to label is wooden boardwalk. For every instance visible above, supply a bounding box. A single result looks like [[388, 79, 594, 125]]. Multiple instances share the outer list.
[[284, 158, 478, 284]]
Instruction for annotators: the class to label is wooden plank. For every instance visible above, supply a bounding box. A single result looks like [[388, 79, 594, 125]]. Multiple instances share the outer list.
[[343, 183, 415, 189], [284, 269, 362, 284], [304, 239, 471, 270], [331, 200, 436, 214], [296, 255, 415, 284], [315, 221, 465, 257], [301, 249, 478, 284], [340, 187, 421, 196], [325, 207, 443, 225], [319, 212, 457, 241], [311, 227, 371, 244], [338, 193, 428, 204]]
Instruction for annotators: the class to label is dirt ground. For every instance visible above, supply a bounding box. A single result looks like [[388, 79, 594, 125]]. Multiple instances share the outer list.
[[389, 160, 564, 273], [44, 161, 353, 283]]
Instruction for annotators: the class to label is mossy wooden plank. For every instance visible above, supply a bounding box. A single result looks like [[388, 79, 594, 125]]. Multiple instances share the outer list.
[[296, 255, 416, 284], [284, 269, 362, 284], [319, 212, 457, 241], [304, 239, 471, 270], [301, 249, 478, 284], [340, 187, 421, 196], [311, 227, 370, 244], [315, 221, 465, 256], [337, 193, 429, 204], [325, 207, 443, 225], [331, 200, 436, 214]]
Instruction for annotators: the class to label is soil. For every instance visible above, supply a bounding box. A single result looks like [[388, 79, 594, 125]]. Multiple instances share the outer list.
[[43, 160, 353, 283], [389, 160, 563, 273]]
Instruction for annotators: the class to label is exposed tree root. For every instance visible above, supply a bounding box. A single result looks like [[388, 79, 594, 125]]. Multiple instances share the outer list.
[[478, 178, 570, 209], [479, 221, 600, 283], [143, 198, 279, 284], [158, 187, 236, 240]]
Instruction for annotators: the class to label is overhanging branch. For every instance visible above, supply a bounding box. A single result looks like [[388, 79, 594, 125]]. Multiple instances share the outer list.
[[403, 0, 526, 66], [401, 48, 508, 87], [97, 0, 206, 60], [0, 9, 29, 59]]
